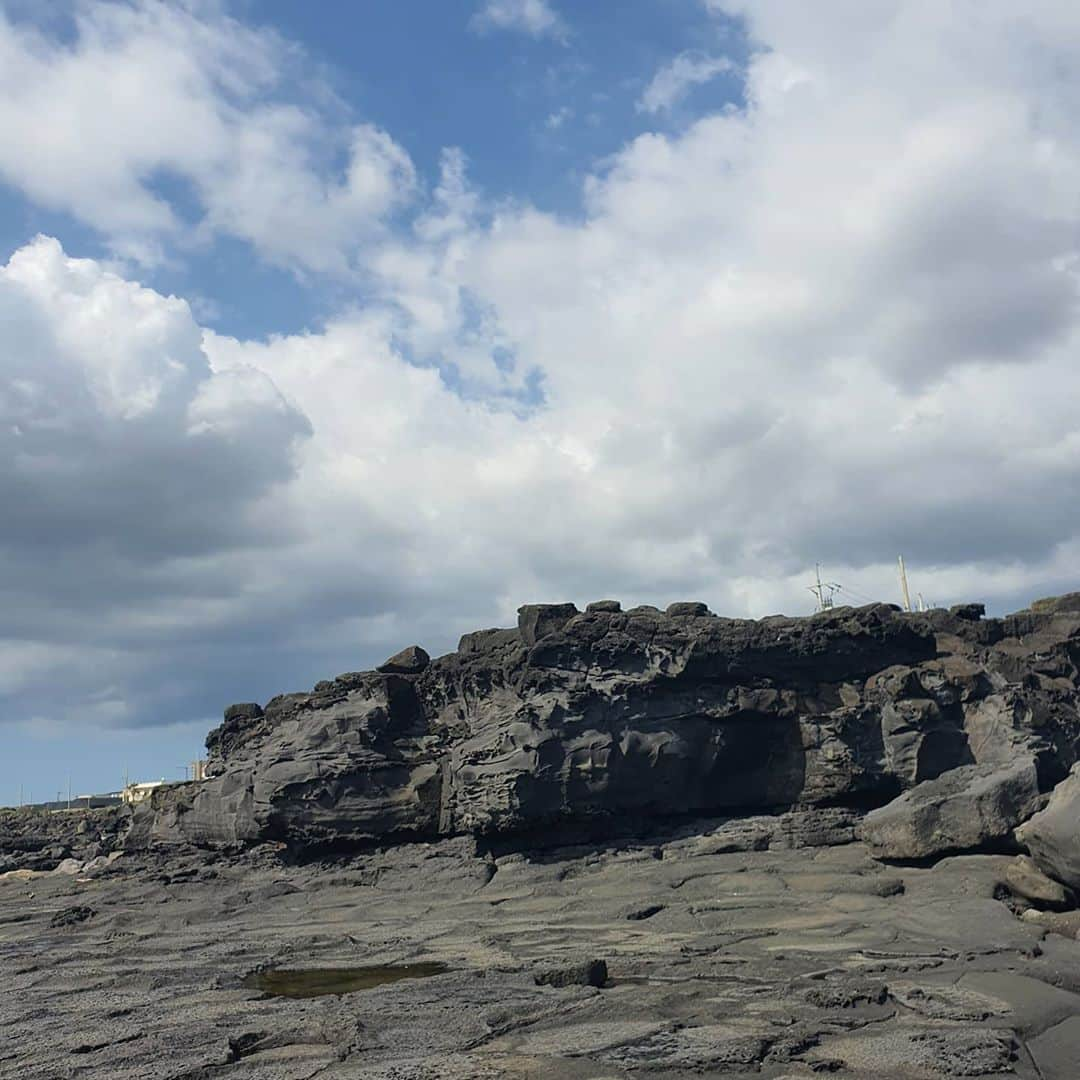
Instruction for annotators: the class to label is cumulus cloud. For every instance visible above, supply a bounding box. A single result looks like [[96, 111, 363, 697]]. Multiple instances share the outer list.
[[0, 1, 416, 271], [5, 1, 1080, 745], [638, 51, 735, 114], [469, 0, 568, 41], [0, 236, 310, 724]]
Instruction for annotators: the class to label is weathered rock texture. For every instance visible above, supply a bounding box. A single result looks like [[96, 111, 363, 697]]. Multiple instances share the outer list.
[[860, 758, 1043, 860], [128, 596, 1080, 853], [1017, 764, 1080, 891], [0, 807, 127, 874]]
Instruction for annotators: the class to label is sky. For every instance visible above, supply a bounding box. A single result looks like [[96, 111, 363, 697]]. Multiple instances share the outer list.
[[3, 0, 1080, 806]]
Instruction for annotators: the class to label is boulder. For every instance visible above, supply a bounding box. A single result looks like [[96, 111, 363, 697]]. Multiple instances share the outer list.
[[377, 645, 430, 675], [1005, 855, 1074, 909], [861, 758, 1043, 860], [586, 600, 622, 613], [666, 601, 710, 617], [949, 603, 986, 622], [224, 703, 263, 723], [517, 603, 579, 646], [1017, 765, 1080, 891]]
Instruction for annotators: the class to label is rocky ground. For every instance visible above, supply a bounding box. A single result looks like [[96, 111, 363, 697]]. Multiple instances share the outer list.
[[5, 595, 1080, 1078], [4, 810, 1080, 1079]]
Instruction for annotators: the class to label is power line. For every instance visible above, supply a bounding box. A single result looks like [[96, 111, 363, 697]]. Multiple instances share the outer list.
[[808, 563, 841, 612]]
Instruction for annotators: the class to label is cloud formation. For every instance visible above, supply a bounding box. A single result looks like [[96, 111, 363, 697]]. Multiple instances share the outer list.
[[3, 1, 1080, 745], [469, 0, 568, 41], [1, 236, 310, 724], [638, 51, 734, 114], [0, 1, 416, 270]]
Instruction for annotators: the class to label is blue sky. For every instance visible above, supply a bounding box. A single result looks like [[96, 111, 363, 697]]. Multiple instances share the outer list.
[[4, 0, 1080, 806], [0, 0, 747, 341]]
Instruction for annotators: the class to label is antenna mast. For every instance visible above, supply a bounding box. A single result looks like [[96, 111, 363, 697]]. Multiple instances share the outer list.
[[897, 555, 912, 613]]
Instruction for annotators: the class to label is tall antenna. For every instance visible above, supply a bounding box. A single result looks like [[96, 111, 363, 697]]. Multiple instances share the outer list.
[[808, 563, 841, 612], [898, 555, 912, 612]]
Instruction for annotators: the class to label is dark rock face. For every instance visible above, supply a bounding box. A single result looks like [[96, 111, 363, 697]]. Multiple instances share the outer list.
[[131, 599, 1080, 853], [0, 806, 128, 874]]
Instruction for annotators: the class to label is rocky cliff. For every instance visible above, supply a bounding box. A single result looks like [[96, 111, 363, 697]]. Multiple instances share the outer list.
[[128, 595, 1080, 854]]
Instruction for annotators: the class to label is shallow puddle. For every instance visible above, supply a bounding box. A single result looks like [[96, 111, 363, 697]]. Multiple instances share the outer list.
[[241, 962, 449, 998]]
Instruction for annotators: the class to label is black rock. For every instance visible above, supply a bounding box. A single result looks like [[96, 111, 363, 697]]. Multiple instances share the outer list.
[[517, 603, 579, 646], [949, 602, 985, 622], [534, 958, 608, 988], [129, 598, 1080, 862], [665, 601, 711, 617], [377, 645, 431, 675], [50, 905, 95, 928], [224, 703, 263, 723]]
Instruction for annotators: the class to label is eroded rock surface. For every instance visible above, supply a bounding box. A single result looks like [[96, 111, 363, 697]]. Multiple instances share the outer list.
[[127, 599, 1080, 854], [5, 819, 1080, 1079], [6, 594, 1080, 1077]]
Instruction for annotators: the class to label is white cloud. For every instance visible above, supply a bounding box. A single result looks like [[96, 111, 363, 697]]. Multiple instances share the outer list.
[[0, 236, 311, 723], [0, 1, 416, 271], [638, 51, 735, 114], [5, 2, 1080, 742], [470, 0, 568, 41]]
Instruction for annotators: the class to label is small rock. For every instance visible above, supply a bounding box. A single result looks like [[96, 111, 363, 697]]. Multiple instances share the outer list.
[[949, 602, 986, 621], [1020, 908, 1080, 939], [625, 903, 666, 921], [586, 600, 622, 613], [224, 703, 263, 723], [665, 601, 710, 617], [1006, 855, 1073, 909], [50, 905, 95, 928], [377, 645, 431, 675], [534, 958, 608, 988]]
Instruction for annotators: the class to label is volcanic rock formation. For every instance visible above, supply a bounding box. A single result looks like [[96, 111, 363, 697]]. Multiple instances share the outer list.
[[128, 595, 1080, 856]]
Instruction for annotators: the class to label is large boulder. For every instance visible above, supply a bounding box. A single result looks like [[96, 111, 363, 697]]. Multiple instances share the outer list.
[[860, 758, 1043, 860], [377, 645, 430, 675], [1017, 765, 1080, 890]]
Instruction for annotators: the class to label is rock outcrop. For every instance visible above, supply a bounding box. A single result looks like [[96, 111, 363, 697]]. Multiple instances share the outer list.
[[123, 596, 1080, 855], [0, 807, 128, 874]]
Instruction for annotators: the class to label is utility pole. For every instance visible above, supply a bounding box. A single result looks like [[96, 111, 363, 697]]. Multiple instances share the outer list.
[[808, 563, 841, 612], [898, 555, 912, 613]]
